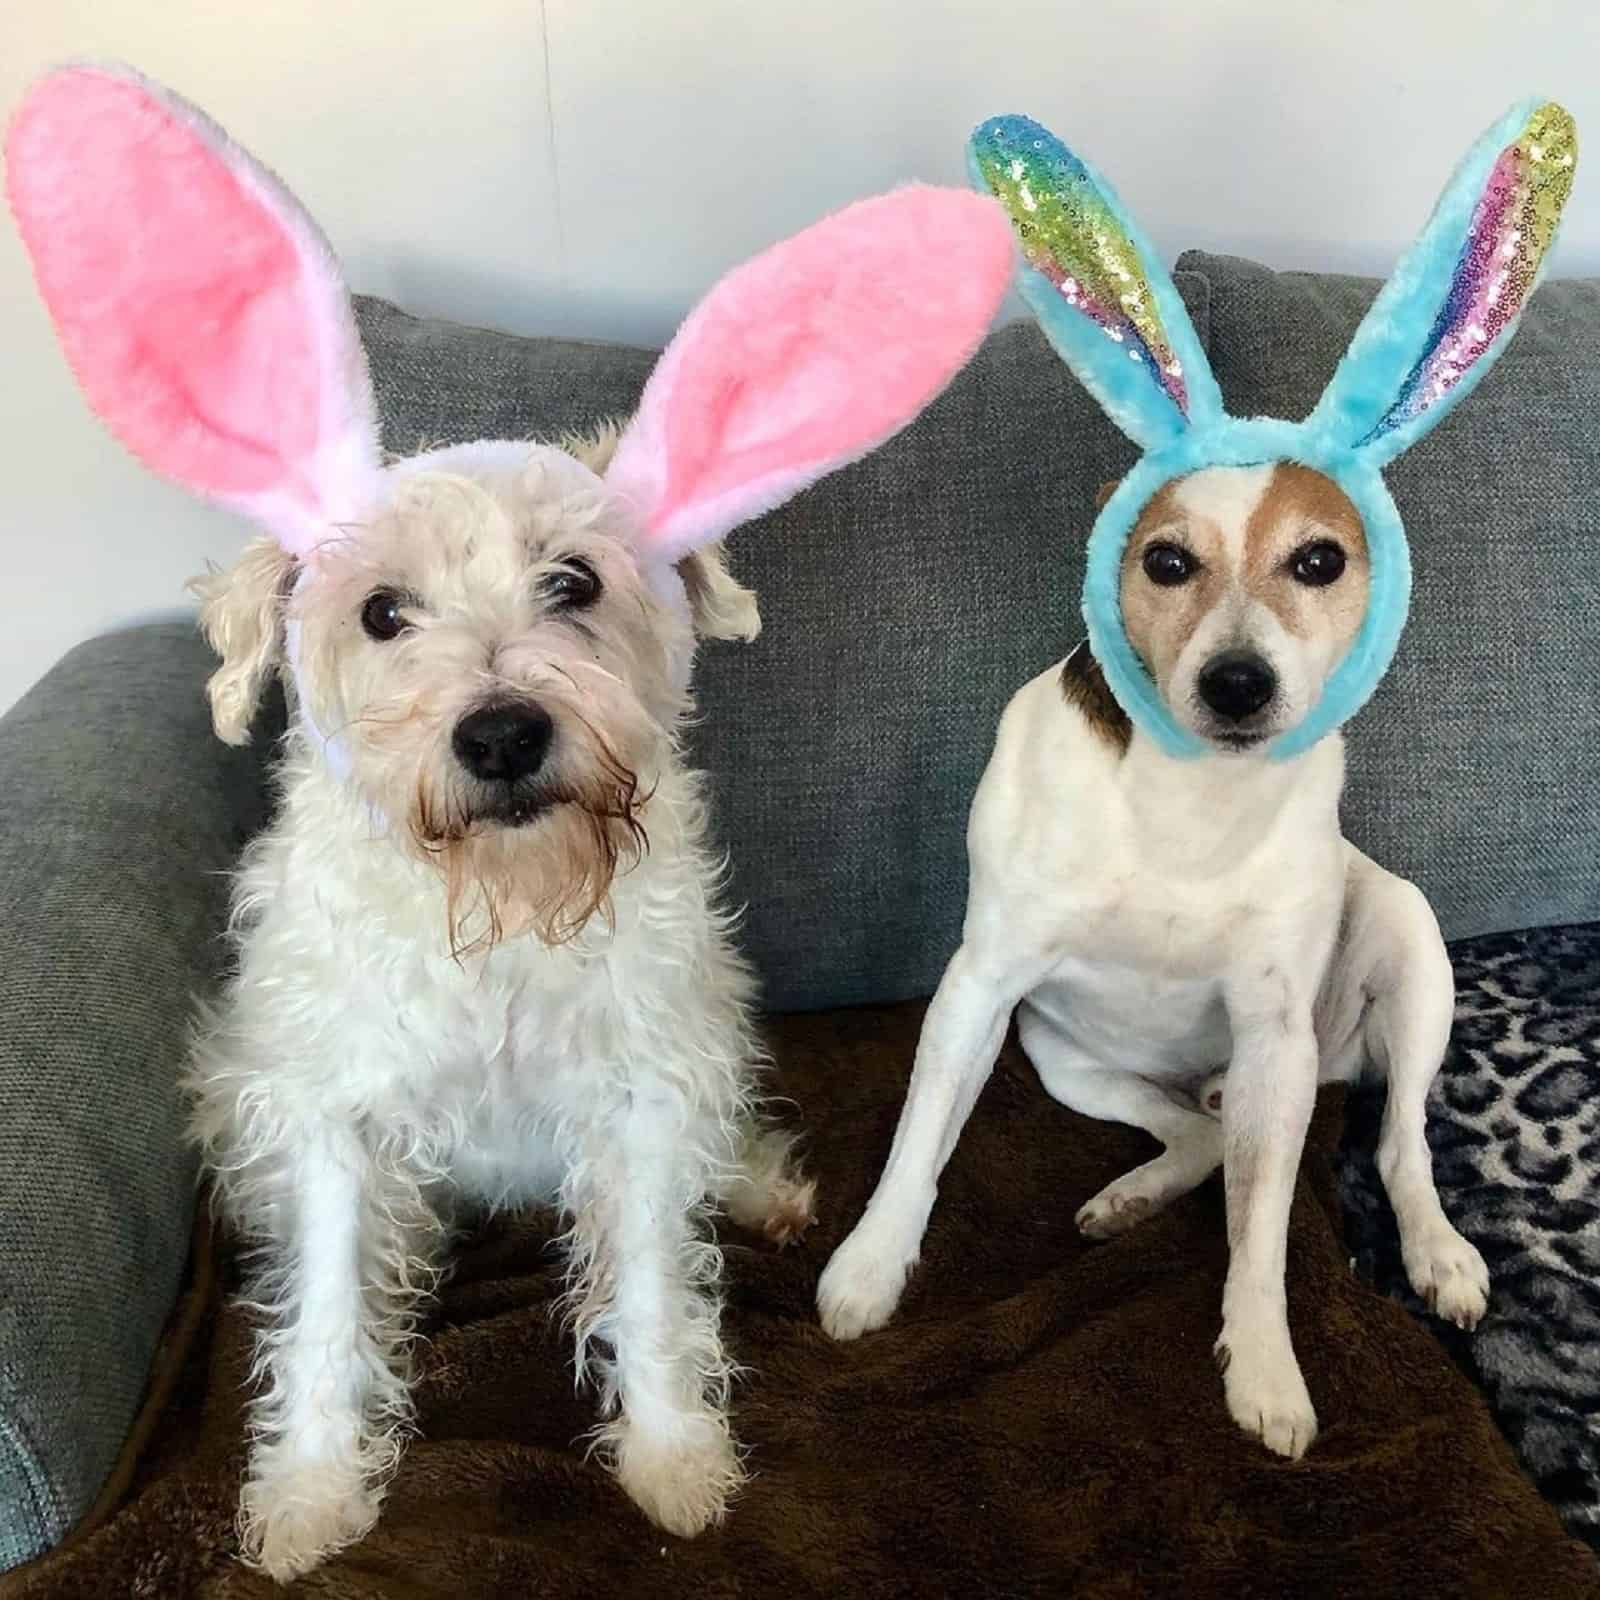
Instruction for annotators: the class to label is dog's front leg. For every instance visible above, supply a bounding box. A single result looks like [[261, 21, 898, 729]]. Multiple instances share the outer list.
[[818, 937, 1049, 1340], [235, 1124, 424, 1582], [1215, 971, 1321, 1460], [566, 1086, 740, 1539]]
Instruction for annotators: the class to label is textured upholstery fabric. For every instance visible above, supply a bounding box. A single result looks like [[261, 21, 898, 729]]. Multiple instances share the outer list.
[[1183, 251, 1600, 942], [0, 624, 274, 1567]]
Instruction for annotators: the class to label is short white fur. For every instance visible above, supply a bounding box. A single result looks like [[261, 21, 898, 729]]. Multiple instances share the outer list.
[[817, 464, 1487, 1460]]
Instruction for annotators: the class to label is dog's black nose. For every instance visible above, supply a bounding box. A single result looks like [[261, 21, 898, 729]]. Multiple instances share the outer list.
[[1196, 651, 1277, 722], [452, 703, 553, 783]]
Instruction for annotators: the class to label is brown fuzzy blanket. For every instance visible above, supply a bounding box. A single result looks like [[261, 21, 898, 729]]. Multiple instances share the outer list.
[[6, 1003, 1595, 1600]]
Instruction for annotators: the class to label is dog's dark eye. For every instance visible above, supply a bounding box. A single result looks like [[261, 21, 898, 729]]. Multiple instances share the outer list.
[[543, 556, 602, 611], [1142, 542, 1197, 587], [1289, 541, 1346, 587], [360, 589, 411, 642]]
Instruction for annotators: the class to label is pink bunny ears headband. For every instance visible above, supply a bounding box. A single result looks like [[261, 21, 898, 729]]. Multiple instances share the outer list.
[[970, 100, 1578, 759], [6, 63, 1013, 590]]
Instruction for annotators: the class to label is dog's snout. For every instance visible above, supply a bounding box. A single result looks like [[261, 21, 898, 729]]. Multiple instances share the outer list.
[[1196, 651, 1276, 722], [452, 703, 554, 783]]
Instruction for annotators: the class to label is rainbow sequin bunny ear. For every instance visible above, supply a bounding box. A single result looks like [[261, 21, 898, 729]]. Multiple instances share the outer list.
[[1308, 100, 1577, 466], [968, 116, 1224, 450], [972, 102, 1577, 760]]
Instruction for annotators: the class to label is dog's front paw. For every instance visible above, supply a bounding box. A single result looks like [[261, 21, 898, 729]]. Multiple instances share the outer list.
[[1403, 1220, 1489, 1330], [816, 1227, 916, 1341], [613, 1412, 742, 1539], [238, 1458, 381, 1582], [1215, 1325, 1318, 1460]]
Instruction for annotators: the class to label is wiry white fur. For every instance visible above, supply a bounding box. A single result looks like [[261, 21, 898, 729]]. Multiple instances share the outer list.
[[818, 464, 1486, 1463], [187, 440, 813, 1583]]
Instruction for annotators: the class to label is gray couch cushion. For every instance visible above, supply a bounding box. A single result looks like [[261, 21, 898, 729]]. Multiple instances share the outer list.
[[0, 623, 273, 1567], [356, 286, 1211, 1011], [1183, 251, 1600, 943]]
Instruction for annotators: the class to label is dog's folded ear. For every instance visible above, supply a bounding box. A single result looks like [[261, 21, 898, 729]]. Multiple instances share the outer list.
[[190, 537, 297, 745], [676, 544, 761, 643], [603, 185, 1014, 565], [6, 64, 384, 558]]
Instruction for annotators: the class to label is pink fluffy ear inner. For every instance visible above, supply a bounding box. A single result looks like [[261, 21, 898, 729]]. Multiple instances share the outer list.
[[606, 185, 1013, 562], [6, 65, 380, 556]]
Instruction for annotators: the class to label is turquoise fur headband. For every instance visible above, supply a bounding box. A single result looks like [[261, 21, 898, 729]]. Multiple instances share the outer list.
[[970, 101, 1578, 759]]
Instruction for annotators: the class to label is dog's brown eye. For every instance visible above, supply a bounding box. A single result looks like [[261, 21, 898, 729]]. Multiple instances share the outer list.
[[360, 589, 411, 642], [1290, 541, 1346, 587], [1142, 542, 1196, 587], [543, 557, 602, 610]]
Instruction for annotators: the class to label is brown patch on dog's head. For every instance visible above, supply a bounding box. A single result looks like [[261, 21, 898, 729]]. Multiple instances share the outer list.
[[1241, 463, 1368, 641], [1060, 642, 1130, 755]]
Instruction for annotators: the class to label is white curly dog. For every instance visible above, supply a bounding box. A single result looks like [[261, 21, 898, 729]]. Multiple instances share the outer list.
[[6, 65, 1012, 1580]]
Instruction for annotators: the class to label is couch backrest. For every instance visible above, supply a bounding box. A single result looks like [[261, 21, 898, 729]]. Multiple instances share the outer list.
[[354, 256, 1599, 1013]]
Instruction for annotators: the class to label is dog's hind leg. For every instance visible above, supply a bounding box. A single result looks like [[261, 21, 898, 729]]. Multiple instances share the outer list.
[[714, 1120, 817, 1246], [1019, 1010, 1223, 1238], [1345, 851, 1489, 1330]]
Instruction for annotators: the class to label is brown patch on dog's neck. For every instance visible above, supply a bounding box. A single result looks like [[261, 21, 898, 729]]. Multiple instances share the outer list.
[[1060, 641, 1131, 755]]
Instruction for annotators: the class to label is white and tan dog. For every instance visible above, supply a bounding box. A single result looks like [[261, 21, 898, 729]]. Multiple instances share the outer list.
[[817, 461, 1488, 1459], [7, 66, 1014, 1581]]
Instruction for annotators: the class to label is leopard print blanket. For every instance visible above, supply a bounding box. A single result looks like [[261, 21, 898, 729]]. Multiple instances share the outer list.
[[1339, 922, 1600, 1556]]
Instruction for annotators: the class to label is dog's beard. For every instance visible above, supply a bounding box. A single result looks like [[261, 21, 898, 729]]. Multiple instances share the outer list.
[[408, 711, 651, 957]]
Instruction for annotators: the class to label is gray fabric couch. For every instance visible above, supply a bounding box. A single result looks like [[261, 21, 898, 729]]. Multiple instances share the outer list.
[[2, 251, 1597, 1570]]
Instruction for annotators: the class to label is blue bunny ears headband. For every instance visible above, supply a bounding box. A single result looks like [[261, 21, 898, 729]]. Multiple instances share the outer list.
[[970, 101, 1578, 759]]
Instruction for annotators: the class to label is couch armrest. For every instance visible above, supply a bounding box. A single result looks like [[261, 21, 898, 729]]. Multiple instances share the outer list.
[[0, 621, 275, 1568]]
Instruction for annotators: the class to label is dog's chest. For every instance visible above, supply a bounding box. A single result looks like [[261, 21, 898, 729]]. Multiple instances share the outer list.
[[330, 928, 608, 1126], [1026, 956, 1231, 1076], [1022, 860, 1262, 1073], [1042, 831, 1315, 973]]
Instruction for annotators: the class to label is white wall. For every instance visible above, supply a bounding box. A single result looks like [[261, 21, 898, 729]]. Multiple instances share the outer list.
[[4, 0, 1597, 711]]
